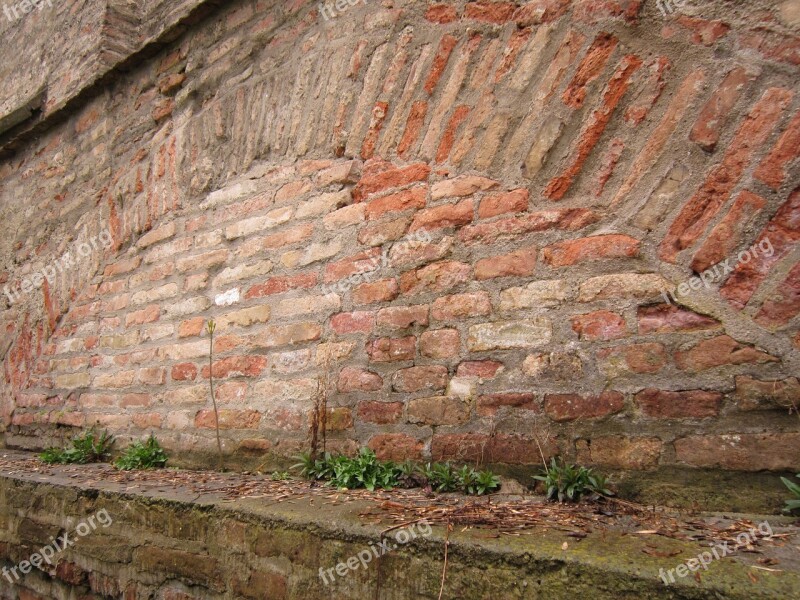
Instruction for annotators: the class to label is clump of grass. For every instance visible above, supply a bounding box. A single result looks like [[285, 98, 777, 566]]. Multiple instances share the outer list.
[[270, 471, 291, 481], [114, 435, 168, 470], [40, 430, 114, 465], [781, 473, 800, 514], [533, 457, 612, 503], [293, 448, 501, 495]]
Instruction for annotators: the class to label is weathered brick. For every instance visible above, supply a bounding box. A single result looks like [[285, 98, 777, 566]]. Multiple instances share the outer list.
[[637, 304, 719, 334], [576, 436, 661, 470], [331, 311, 375, 334], [689, 67, 754, 152], [675, 433, 800, 471], [456, 359, 504, 379], [399, 261, 470, 296], [353, 278, 399, 304], [408, 396, 469, 425], [675, 335, 778, 371], [392, 365, 448, 393], [477, 392, 538, 417], [368, 434, 423, 461], [195, 409, 260, 430], [420, 329, 460, 358], [543, 234, 639, 267], [544, 391, 625, 421], [431, 291, 491, 321], [376, 305, 429, 329], [478, 189, 529, 219], [338, 367, 383, 392], [571, 310, 626, 340], [635, 389, 722, 419], [366, 336, 416, 362], [598, 342, 667, 375], [475, 246, 537, 280], [409, 198, 473, 231], [468, 319, 552, 351]]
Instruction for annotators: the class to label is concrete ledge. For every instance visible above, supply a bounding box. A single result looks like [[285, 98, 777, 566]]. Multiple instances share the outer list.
[[0, 451, 798, 599]]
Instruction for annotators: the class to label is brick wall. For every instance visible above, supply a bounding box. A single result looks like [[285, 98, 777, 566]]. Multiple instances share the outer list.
[[1, 0, 798, 478]]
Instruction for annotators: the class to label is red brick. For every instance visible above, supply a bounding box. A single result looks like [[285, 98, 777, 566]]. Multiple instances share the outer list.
[[366, 336, 416, 362], [408, 396, 469, 425], [543, 234, 639, 266], [675, 433, 800, 471], [690, 191, 767, 273], [637, 304, 719, 334], [137, 367, 166, 386], [546, 54, 642, 200], [399, 261, 470, 295], [755, 262, 800, 327], [675, 15, 730, 46], [733, 375, 800, 411], [465, 1, 515, 23], [574, 0, 642, 24], [376, 305, 429, 329], [200, 356, 268, 379], [358, 217, 411, 246], [478, 189, 529, 219], [105, 257, 141, 277], [690, 68, 753, 152], [368, 433, 423, 461], [737, 28, 800, 66], [365, 187, 427, 220], [624, 56, 669, 126], [477, 392, 538, 417], [576, 436, 661, 470], [721, 189, 800, 308], [635, 389, 722, 419], [456, 360, 504, 379], [331, 311, 375, 334], [392, 365, 448, 393], [172, 363, 197, 381], [475, 246, 537, 280], [262, 223, 315, 248], [571, 310, 626, 340], [494, 29, 532, 83], [125, 305, 160, 326], [424, 35, 458, 95], [409, 199, 473, 232], [338, 367, 383, 392], [675, 335, 778, 371], [246, 273, 317, 299], [544, 391, 625, 421], [324, 248, 381, 282], [431, 291, 491, 321], [178, 317, 205, 338], [353, 161, 431, 202], [561, 33, 619, 110], [353, 278, 399, 304], [513, 0, 571, 26], [420, 329, 460, 358], [461, 208, 599, 244], [436, 105, 471, 163], [397, 101, 428, 157], [195, 409, 260, 430], [594, 137, 624, 196], [361, 101, 388, 160], [598, 342, 667, 374], [357, 401, 403, 424], [754, 110, 800, 189], [426, 3, 458, 23], [660, 87, 793, 262]]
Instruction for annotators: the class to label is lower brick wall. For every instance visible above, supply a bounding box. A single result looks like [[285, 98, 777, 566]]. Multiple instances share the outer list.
[[1, 464, 796, 600], [6, 157, 799, 483]]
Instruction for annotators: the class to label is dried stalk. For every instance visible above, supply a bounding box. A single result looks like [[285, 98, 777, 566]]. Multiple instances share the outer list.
[[207, 320, 222, 464]]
